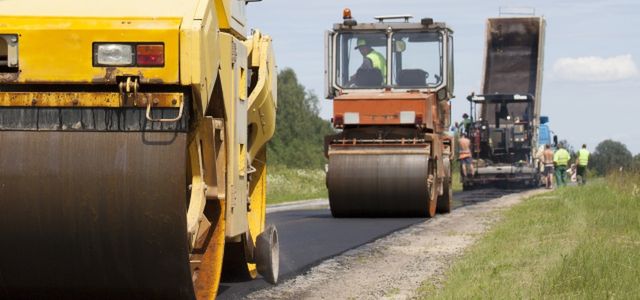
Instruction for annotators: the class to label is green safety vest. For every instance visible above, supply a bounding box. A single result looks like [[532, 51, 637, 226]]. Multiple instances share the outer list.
[[366, 51, 387, 81], [553, 148, 570, 166], [578, 149, 590, 166]]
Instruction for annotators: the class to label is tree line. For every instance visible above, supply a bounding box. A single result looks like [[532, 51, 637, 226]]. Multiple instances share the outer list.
[[267, 68, 334, 169], [589, 140, 640, 174]]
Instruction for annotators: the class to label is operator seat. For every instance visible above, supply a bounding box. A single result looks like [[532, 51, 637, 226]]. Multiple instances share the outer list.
[[397, 69, 427, 86], [354, 68, 383, 87]]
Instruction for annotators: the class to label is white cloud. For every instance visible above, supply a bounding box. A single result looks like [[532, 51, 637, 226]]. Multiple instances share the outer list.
[[552, 54, 638, 82]]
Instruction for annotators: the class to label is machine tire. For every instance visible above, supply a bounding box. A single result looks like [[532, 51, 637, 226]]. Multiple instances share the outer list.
[[255, 225, 279, 284], [437, 178, 452, 214], [426, 160, 439, 217]]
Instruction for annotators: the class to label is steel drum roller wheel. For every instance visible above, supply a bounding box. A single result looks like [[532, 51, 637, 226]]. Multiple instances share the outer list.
[[0, 131, 195, 299], [327, 147, 432, 217]]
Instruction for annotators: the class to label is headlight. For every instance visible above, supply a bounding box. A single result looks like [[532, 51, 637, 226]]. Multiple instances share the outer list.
[[93, 44, 134, 66]]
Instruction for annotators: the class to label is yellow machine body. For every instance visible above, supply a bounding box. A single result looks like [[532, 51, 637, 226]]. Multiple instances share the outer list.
[[0, 0, 277, 299]]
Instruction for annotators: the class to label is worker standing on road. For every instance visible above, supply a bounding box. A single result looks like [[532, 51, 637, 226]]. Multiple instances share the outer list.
[[543, 144, 555, 189], [458, 134, 474, 178], [553, 143, 570, 187], [576, 144, 590, 185]]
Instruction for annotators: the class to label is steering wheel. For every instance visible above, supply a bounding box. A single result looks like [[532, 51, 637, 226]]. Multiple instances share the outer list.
[[425, 71, 430, 80]]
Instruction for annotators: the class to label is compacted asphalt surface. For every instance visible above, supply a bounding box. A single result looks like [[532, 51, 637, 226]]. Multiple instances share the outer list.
[[217, 188, 525, 299]]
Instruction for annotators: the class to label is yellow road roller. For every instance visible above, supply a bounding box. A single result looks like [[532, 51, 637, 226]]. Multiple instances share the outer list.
[[0, 1, 278, 299]]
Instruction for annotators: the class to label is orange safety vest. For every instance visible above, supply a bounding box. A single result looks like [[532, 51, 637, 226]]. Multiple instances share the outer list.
[[458, 138, 472, 159]]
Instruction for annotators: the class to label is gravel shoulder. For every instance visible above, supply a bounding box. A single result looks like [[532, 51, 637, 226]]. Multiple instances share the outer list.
[[250, 189, 548, 300]]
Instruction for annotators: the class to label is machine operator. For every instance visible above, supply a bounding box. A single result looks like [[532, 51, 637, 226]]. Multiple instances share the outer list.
[[350, 39, 387, 85]]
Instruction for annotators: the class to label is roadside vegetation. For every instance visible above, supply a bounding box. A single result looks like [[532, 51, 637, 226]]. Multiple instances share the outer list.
[[451, 160, 463, 192], [266, 165, 327, 204], [590, 139, 635, 175], [266, 69, 333, 203], [418, 171, 640, 298], [451, 171, 462, 193]]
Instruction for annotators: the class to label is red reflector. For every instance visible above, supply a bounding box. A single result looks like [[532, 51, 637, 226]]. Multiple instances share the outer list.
[[136, 44, 164, 66], [334, 114, 344, 126]]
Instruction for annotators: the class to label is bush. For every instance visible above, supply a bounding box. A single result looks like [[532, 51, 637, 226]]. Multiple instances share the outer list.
[[589, 140, 632, 175], [267, 165, 327, 203]]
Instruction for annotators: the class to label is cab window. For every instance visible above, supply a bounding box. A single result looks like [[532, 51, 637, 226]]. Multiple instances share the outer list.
[[391, 32, 443, 88], [335, 32, 387, 88]]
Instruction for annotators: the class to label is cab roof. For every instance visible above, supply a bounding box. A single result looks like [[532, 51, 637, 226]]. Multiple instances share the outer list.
[[333, 21, 452, 32]]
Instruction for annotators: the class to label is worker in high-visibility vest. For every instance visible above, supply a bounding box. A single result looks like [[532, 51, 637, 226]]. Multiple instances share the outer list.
[[553, 143, 571, 187], [352, 38, 387, 85], [576, 144, 590, 185], [459, 113, 472, 136]]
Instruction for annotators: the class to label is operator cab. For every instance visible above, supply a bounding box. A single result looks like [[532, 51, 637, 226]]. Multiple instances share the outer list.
[[325, 10, 454, 98]]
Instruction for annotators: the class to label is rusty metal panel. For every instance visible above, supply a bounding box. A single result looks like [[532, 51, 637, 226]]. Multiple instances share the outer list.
[[0, 92, 183, 108], [0, 106, 187, 131], [483, 17, 542, 95], [481, 17, 544, 124], [0, 131, 193, 299], [333, 93, 436, 127]]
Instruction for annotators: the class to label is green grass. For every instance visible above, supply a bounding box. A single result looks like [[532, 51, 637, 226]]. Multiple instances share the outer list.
[[418, 172, 640, 299], [266, 164, 327, 204], [452, 169, 462, 193]]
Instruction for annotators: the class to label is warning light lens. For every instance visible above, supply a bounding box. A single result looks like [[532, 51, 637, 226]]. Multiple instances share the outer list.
[[136, 44, 164, 67], [343, 8, 352, 19]]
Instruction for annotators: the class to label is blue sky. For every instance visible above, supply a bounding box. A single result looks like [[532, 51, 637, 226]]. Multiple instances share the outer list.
[[247, 0, 640, 154]]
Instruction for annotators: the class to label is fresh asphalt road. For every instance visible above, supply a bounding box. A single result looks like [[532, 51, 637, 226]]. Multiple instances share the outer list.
[[217, 188, 525, 299]]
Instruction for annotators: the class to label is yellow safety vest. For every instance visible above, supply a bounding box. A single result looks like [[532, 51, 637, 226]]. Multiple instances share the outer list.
[[553, 148, 570, 166], [578, 149, 590, 166], [366, 51, 387, 81]]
